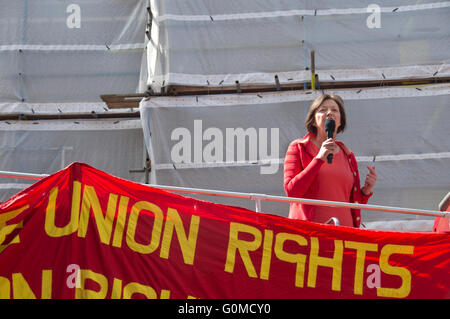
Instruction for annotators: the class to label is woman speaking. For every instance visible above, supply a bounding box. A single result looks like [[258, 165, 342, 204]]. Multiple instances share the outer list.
[[283, 94, 377, 227]]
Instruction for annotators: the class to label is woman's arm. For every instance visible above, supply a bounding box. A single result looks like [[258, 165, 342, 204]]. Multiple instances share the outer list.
[[283, 142, 324, 198]]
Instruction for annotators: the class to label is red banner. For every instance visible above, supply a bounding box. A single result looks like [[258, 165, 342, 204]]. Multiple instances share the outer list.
[[0, 163, 449, 299]]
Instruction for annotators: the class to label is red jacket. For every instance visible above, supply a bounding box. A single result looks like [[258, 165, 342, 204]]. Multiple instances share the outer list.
[[283, 133, 372, 227]]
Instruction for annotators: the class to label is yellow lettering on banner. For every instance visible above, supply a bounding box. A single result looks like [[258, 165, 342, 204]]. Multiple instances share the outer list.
[[259, 229, 273, 280], [0, 276, 10, 299], [75, 269, 108, 299], [126, 201, 163, 254], [377, 244, 414, 298], [308, 237, 343, 291], [111, 277, 171, 299], [111, 196, 129, 248], [274, 232, 308, 288], [12, 270, 52, 299], [160, 289, 171, 299], [45, 182, 80, 237], [0, 205, 29, 252], [0, 205, 28, 227], [77, 185, 117, 245], [41, 270, 52, 299], [345, 241, 378, 295], [111, 278, 122, 299], [224, 222, 261, 278], [0, 224, 22, 254], [123, 282, 157, 299], [160, 208, 200, 265]]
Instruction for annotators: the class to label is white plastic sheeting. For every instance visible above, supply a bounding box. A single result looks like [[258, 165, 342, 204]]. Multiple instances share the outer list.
[[147, 0, 450, 91], [1, 1, 449, 232], [140, 84, 450, 223], [0, 0, 147, 109], [0, 119, 145, 202], [365, 219, 435, 232], [0, 1, 149, 202]]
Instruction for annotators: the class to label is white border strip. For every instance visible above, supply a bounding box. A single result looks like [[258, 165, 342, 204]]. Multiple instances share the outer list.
[[155, 159, 283, 170], [318, 64, 450, 82], [150, 70, 309, 87], [0, 43, 146, 52], [153, 152, 450, 170], [155, 2, 450, 22], [357, 152, 450, 162], [149, 64, 450, 88], [0, 102, 138, 115], [0, 119, 142, 131], [0, 183, 32, 190]]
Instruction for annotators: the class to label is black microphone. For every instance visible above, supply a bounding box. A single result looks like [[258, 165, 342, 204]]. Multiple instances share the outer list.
[[324, 118, 336, 164]]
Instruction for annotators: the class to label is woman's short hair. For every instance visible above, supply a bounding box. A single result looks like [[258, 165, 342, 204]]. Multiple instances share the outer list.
[[305, 94, 346, 134]]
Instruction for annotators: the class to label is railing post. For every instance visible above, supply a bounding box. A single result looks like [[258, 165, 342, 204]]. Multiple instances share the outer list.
[[325, 217, 340, 226], [255, 197, 262, 213], [250, 194, 262, 212]]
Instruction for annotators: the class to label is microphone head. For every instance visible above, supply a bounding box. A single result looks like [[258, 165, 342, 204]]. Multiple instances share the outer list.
[[324, 118, 336, 137]]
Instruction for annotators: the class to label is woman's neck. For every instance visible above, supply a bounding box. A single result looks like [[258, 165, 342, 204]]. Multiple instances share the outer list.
[[311, 131, 328, 147]]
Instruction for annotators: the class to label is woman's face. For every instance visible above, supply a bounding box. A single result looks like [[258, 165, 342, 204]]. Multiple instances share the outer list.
[[313, 99, 341, 136]]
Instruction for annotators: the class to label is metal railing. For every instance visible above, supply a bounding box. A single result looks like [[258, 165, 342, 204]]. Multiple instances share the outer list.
[[0, 170, 449, 219], [325, 217, 340, 226]]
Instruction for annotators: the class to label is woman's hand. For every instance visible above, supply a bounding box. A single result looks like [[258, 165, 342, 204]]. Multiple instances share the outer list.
[[315, 138, 338, 162], [362, 166, 377, 195]]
